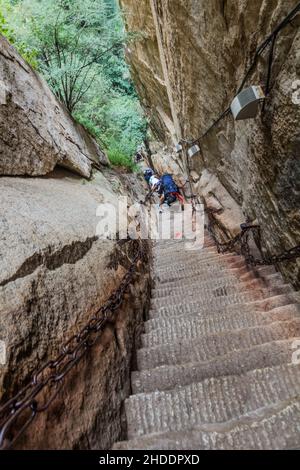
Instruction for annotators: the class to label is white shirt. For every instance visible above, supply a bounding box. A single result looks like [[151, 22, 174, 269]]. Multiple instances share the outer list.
[[149, 176, 160, 189]]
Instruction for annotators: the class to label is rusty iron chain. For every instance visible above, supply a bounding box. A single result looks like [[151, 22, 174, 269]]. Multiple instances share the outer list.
[[206, 208, 300, 266], [0, 239, 145, 451]]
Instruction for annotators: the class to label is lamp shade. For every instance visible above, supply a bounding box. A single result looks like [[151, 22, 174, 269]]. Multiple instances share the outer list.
[[175, 143, 183, 153], [187, 144, 201, 158], [231, 86, 265, 120]]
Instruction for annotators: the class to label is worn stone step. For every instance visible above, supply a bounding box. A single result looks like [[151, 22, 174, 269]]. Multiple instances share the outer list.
[[126, 363, 300, 439], [152, 277, 240, 299], [144, 302, 300, 334], [138, 317, 300, 369], [154, 253, 243, 271], [149, 292, 300, 322], [153, 249, 218, 263], [141, 317, 300, 354], [145, 302, 300, 336], [150, 292, 249, 311], [151, 280, 288, 306], [133, 337, 299, 393], [155, 264, 277, 284], [155, 259, 270, 280], [113, 399, 300, 449], [154, 269, 282, 290], [150, 285, 293, 316], [154, 250, 242, 265], [152, 274, 284, 299], [155, 271, 238, 288], [155, 264, 240, 283], [155, 268, 242, 286], [153, 243, 217, 254]]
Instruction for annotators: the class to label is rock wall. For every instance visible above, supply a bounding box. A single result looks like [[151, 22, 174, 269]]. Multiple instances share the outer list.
[[0, 35, 108, 178], [0, 35, 151, 449], [120, 0, 300, 287], [0, 168, 151, 449]]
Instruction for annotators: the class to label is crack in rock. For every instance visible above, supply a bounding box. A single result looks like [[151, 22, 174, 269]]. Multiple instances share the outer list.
[[0, 236, 98, 287]]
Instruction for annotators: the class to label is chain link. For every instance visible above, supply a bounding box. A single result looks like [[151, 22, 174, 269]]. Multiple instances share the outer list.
[[0, 240, 145, 450], [206, 208, 300, 266]]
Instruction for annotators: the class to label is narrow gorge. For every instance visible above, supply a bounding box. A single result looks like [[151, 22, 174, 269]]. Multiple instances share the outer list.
[[0, 0, 300, 453]]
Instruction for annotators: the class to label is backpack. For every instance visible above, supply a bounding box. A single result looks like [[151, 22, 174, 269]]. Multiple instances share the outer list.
[[161, 174, 178, 195]]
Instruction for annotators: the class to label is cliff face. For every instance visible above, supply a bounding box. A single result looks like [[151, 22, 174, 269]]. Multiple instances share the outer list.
[[0, 35, 151, 449], [120, 0, 300, 286]]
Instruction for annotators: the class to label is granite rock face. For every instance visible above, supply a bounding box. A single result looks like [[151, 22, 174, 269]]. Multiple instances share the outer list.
[[0, 168, 151, 449], [0, 35, 151, 450], [120, 0, 300, 286], [0, 35, 108, 178]]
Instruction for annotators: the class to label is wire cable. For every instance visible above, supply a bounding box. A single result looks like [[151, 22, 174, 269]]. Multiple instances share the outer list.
[[185, 2, 300, 147]]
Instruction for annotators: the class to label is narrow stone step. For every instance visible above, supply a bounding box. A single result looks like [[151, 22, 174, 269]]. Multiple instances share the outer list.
[[152, 277, 240, 299], [155, 264, 240, 283], [113, 399, 300, 449], [155, 271, 238, 288], [154, 270, 282, 289], [155, 268, 245, 286], [150, 286, 293, 316], [155, 259, 269, 281], [145, 303, 300, 334], [144, 303, 300, 336], [153, 236, 214, 250], [151, 290, 251, 311], [152, 274, 284, 299], [126, 364, 300, 439], [153, 250, 220, 265], [138, 320, 300, 369], [154, 250, 242, 265], [133, 338, 299, 393], [155, 264, 277, 285], [154, 253, 243, 271], [149, 292, 300, 322], [153, 245, 217, 256]]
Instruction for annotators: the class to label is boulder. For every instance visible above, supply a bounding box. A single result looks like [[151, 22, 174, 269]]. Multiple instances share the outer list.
[[0, 35, 108, 178]]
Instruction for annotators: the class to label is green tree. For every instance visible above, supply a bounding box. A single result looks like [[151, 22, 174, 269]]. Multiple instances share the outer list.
[[0, 0, 38, 68], [1, 0, 147, 170], [6, 0, 125, 112]]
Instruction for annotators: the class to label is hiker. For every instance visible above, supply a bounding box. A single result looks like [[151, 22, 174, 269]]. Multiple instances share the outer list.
[[135, 151, 143, 163], [143, 168, 154, 185], [149, 174, 161, 193], [158, 174, 185, 211]]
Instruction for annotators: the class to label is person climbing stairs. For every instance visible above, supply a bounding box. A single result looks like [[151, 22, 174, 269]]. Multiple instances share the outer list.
[[114, 229, 300, 450]]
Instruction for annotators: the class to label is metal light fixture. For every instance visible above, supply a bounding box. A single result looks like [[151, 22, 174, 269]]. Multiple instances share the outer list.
[[231, 85, 265, 120], [175, 143, 183, 153], [187, 144, 201, 158]]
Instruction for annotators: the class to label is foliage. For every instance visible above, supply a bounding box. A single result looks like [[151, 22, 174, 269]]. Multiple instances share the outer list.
[[1, 0, 147, 171], [0, 0, 38, 68], [106, 141, 137, 172]]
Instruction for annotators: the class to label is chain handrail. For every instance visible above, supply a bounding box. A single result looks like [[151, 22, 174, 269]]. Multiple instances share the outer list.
[[206, 208, 300, 266], [0, 239, 145, 450]]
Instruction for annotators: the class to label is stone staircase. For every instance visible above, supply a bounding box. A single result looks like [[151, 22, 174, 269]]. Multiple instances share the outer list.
[[113, 232, 300, 450]]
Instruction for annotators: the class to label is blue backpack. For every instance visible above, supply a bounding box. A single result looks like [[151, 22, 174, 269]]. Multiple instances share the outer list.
[[161, 174, 178, 195]]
